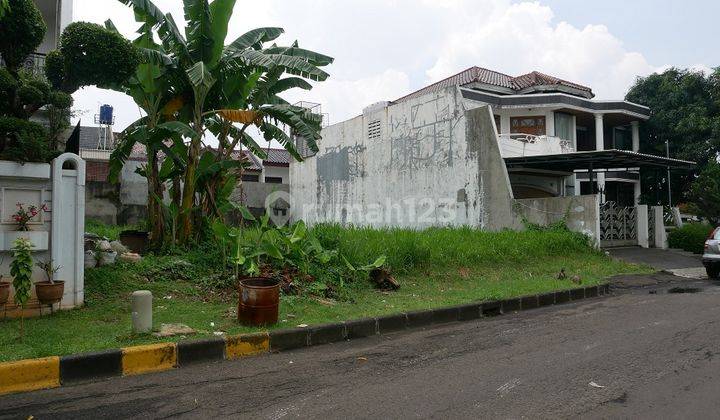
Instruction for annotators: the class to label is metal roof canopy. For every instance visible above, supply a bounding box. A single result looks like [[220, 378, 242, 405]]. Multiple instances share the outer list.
[[504, 149, 695, 172]]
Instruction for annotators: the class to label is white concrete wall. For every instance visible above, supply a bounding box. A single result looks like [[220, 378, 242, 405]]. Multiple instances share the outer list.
[[290, 87, 519, 229], [292, 87, 480, 227], [119, 161, 148, 206], [514, 194, 602, 246]]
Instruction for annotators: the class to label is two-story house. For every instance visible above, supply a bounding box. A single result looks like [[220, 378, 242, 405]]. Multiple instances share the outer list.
[[394, 67, 649, 206]]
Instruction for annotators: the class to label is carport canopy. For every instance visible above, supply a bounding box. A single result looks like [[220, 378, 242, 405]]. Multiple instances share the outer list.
[[504, 149, 695, 172]]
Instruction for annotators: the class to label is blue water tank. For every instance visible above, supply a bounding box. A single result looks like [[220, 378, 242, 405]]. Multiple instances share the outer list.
[[99, 104, 114, 125]]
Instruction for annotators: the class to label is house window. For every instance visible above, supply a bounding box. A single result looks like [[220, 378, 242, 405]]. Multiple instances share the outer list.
[[510, 116, 546, 136], [554, 112, 573, 140], [493, 115, 501, 133], [242, 174, 260, 182], [367, 120, 381, 139], [613, 126, 632, 150], [265, 176, 283, 184]]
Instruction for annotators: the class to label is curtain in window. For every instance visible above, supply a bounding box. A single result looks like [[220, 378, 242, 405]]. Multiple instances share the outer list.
[[554, 112, 573, 140]]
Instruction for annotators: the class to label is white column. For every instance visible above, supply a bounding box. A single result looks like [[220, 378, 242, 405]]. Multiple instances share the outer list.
[[631, 121, 640, 152], [594, 114, 605, 202], [594, 114, 605, 151], [545, 111, 555, 136], [52, 153, 86, 308], [500, 114, 510, 134], [652, 206, 668, 249], [634, 181, 641, 205]]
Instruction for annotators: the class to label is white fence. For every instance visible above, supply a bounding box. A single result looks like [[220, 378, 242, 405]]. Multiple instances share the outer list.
[[0, 154, 85, 314]]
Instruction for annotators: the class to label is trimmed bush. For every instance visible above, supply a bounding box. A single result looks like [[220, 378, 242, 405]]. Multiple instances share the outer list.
[[668, 223, 715, 254]]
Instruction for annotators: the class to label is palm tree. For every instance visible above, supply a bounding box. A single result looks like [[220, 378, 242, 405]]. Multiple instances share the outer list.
[[110, 0, 332, 246]]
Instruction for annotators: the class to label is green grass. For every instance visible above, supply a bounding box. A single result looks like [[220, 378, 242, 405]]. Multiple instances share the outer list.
[[85, 219, 137, 241], [0, 226, 649, 362]]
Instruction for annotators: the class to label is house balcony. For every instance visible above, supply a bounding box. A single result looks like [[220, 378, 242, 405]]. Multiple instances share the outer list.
[[0, 52, 46, 75], [498, 133, 575, 158]]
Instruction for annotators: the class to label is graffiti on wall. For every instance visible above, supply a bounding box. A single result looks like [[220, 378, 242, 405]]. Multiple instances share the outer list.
[[388, 95, 464, 172]]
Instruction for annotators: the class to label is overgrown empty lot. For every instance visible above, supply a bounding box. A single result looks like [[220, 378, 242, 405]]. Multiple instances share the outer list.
[[0, 225, 648, 362]]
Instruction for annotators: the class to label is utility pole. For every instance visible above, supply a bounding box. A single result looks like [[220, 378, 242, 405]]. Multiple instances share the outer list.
[[666, 139, 672, 206]]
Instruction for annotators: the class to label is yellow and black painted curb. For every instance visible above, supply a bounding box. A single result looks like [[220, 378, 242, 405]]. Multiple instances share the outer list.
[[0, 284, 608, 396]]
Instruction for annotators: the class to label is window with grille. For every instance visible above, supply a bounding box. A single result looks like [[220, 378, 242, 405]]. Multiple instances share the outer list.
[[367, 120, 381, 139]]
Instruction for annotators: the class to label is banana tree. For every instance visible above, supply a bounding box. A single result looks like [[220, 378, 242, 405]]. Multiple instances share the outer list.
[[116, 0, 332, 245]]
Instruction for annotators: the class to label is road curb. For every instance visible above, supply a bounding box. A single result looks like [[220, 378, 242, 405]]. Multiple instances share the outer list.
[[0, 283, 608, 396]]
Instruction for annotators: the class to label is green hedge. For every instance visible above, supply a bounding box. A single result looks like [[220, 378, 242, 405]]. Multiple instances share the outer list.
[[668, 223, 715, 254]]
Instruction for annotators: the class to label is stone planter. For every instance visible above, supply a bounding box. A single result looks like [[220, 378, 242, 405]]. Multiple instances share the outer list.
[[35, 281, 65, 306], [1, 230, 49, 251], [84, 250, 97, 268], [98, 250, 117, 266]]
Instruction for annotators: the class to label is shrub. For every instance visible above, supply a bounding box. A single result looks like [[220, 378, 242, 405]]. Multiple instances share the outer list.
[[0, 116, 53, 162], [668, 222, 715, 254], [0, 0, 46, 71], [48, 22, 140, 92]]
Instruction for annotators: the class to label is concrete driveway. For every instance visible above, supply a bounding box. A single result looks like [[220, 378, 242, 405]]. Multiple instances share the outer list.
[[2, 276, 720, 419], [607, 247, 706, 279]]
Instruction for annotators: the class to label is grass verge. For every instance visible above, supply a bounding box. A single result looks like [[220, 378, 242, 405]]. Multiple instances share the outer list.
[[0, 226, 649, 362]]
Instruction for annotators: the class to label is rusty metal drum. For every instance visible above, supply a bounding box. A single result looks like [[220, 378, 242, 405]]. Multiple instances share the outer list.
[[238, 277, 280, 326]]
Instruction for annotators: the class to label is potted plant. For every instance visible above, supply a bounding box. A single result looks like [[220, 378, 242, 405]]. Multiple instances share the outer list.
[[10, 238, 33, 338], [215, 208, 282, 326], [35, 259, 64, 306]]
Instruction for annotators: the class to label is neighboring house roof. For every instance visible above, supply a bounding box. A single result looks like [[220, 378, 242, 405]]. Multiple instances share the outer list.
[[78, 126, 121, 150], [230, 149, 263, 171], [263, 148, 291, 167], [394, 66, 593, 103]]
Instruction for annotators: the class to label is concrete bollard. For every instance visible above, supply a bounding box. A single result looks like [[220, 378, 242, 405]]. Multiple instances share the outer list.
[[131, 290, 153, 333]]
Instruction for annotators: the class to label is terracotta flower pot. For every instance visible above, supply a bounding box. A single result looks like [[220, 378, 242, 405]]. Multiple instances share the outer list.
[[35, 281, 65, 306], [238, 277, 280, 326], [0, 282, 10, 305]]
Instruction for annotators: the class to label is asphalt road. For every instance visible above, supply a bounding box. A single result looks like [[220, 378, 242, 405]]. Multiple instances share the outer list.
[[3, 278, 720, 419]]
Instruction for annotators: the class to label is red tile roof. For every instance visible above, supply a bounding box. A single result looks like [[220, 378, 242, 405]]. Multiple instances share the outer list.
[[394, 66, 593, 103]]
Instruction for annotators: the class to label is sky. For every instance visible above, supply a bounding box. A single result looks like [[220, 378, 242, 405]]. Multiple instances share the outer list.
[[70, 0, 719, 136]]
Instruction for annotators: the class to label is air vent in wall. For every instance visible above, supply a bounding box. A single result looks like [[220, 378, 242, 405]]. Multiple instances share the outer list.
[[367, 120, 381, 139]]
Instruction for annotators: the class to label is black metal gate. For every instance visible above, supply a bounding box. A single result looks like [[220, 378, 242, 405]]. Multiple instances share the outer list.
[[600, 201, 638, 247]]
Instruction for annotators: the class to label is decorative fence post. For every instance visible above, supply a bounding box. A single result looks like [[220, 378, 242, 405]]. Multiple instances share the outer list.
[[636, 205, 649, 248], [51, 153, 86, 308]]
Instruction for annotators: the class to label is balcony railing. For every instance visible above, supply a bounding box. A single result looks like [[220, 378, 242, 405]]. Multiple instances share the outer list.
[[498, 133, 575, 157], [0, 52, 46, 75]]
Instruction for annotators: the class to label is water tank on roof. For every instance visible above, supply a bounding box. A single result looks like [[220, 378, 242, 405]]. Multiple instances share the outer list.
[[99, 104, 114, 125]]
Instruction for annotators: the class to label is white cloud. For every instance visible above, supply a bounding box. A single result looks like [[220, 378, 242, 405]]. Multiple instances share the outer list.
[[424, 1, 658, 99]]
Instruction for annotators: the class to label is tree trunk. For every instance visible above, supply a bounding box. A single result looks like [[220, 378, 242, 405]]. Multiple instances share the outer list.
[[147, 148, 165, 248], [178, 125, 202, 244]]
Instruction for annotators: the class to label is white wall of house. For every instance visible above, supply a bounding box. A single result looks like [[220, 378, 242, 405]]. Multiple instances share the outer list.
[[262, 165, 289, 184]]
